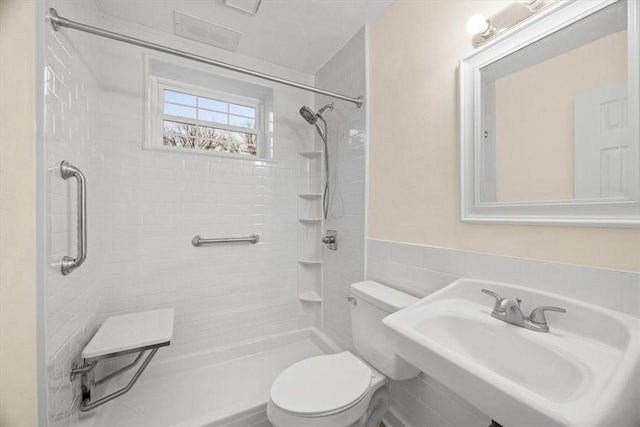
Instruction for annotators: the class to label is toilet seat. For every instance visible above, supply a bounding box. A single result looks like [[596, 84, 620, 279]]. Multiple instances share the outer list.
[[270, 352, 372, 417]]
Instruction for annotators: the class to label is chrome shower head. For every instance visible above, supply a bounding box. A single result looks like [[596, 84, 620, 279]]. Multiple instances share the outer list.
[[299, 103, 334, 126], [299, 106, 318, 125]]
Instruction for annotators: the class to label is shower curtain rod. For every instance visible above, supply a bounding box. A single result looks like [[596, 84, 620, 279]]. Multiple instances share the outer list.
[[48, 8, 364, 108]]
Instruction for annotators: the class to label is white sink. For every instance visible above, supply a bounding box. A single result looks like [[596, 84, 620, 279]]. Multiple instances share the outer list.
[[383, 279, 640, 427]]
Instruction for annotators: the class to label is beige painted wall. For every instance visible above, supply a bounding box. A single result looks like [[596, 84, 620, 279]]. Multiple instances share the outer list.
[[369, 1, 640, 272], [0, 0, 39, 425], [495, 31, 627, 202]]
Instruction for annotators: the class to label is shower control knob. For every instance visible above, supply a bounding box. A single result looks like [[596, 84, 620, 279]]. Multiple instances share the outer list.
[[322, 230, 338, 250]]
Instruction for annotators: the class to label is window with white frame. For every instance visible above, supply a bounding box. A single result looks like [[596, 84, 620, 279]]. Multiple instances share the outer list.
[[151, 80, 265, 158]]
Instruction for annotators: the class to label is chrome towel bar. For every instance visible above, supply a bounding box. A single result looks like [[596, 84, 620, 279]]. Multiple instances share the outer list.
[[60, 161, 87, 275], [192, 234, 260, 246]]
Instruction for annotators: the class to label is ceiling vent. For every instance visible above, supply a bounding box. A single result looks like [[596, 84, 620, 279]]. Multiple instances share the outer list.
[[174, 10, 242, 51], [224, 0, 262, 16]]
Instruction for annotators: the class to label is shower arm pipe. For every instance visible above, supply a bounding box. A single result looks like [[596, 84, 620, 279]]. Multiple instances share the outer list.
[[48, 8, 364, 108]]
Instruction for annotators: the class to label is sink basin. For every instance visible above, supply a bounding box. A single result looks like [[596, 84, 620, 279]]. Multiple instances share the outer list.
[[415, 313, 585, 402], [383, 279, 640, 427]]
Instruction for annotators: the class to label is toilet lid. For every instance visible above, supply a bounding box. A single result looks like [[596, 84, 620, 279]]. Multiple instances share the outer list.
[[270, 352, 372, 416]]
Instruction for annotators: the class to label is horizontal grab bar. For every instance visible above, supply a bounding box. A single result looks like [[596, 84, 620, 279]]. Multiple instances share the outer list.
[[192, 234, 260, 247]]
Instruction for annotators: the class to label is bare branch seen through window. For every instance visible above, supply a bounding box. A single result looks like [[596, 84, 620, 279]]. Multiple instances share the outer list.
[[163, 120, 257, 156]]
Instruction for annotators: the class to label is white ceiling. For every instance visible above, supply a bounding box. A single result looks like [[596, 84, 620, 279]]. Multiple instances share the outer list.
[[95, 0, 393, 74]]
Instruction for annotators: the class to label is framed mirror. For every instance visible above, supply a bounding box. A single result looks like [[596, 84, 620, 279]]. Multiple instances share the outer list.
[[460, 0, 639, 226]]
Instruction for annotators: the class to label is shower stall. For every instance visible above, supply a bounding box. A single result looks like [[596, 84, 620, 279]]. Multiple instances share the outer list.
[[38, 0, 369, 425]]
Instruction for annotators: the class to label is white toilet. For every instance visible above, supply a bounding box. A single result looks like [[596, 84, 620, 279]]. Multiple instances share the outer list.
[[267, 280, 419, 427]]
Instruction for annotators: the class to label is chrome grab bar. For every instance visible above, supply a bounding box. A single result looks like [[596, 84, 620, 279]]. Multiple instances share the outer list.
[[191, 234, 259, 246], [60, 161, 87, 275]]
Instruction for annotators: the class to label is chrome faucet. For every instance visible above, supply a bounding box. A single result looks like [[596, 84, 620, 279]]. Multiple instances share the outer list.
[[481, 289, 566, 333]]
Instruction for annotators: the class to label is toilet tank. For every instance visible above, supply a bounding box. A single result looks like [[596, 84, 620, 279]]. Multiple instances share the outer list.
[[350, 281, 420, 380]]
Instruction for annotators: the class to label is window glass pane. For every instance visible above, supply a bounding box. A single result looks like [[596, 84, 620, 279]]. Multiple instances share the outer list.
[[163, 120, 256, 156], [229, 115, 255, 129], [164, 90, 196, 106], [199, 131, 228, 152], [229, 130, 257, 156], [163, 120, 197, 148], [229, 104, 255, 118], [198, 109, 228, 124], [199, 97, 228, 112], [164, 103, 197, 119]]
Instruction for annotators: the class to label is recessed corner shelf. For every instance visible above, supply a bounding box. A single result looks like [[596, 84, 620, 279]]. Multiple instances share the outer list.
[[299, 151, 323, 159], [298, 193, 322, 199], [297, 147, 323, 319], [298, 291, 322, 303], [298, 218, 322, 224], [299, 259, 323, 265]]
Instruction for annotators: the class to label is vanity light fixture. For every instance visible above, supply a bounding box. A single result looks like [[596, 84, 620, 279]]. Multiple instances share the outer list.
[[466, 14, 496, 37], [467, 0, 560, 48]]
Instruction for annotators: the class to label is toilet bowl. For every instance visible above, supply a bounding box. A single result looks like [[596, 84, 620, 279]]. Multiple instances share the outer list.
[[267, 281, 420, 427], [267, 351, 388, 427]]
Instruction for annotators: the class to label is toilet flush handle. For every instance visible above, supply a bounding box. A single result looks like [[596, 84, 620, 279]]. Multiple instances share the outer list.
[[346, 296, 357, 305]]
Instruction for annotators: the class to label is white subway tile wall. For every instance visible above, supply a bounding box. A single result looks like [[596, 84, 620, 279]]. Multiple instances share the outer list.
[[44, 1, 105, 425], [316, 28, 367, 350], [43, 0, 317, 424], [367, 238, 640, 426], [88, 19, 315, 358]]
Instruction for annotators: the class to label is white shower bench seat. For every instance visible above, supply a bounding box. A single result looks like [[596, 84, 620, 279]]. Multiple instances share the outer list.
[[71, 308, 175, 412], [83, 308, 174, 361]]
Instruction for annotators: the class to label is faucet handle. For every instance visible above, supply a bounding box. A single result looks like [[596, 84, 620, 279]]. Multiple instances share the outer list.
[[481, 289, 504, 311], [529, 306, 566, 325]]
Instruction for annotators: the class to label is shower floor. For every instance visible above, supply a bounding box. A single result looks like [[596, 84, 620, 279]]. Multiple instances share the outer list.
[[82, 328, 338, 427]]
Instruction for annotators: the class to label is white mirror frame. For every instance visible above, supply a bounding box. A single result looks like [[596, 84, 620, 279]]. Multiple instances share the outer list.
[[460, 0, 640, 227]]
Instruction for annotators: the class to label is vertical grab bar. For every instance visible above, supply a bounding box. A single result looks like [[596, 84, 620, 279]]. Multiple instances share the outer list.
[[60, 161, 87, 275]]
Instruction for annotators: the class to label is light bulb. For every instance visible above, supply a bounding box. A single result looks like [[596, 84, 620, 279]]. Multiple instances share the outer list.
[[466, 14, 490, 35]]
